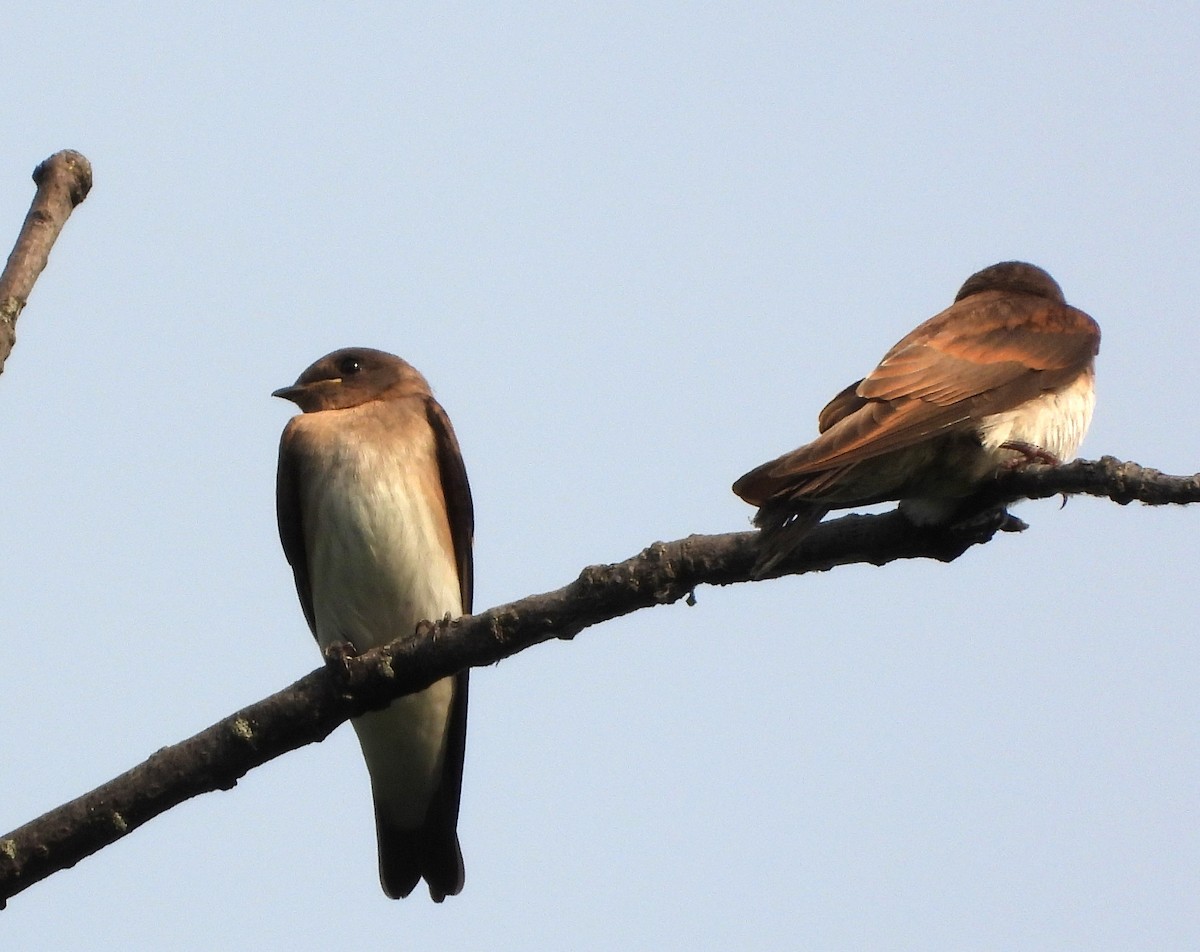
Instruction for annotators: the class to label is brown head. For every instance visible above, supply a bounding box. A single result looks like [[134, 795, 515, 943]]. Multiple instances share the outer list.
[[954, 261, 1065, 304], [272, 347, 431, 412]]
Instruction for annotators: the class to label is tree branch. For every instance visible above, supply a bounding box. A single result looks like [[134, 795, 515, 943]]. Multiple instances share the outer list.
[[0, 150, 93, 375], [991, 455, 1200, 507], [0, 455, 1195, 905]]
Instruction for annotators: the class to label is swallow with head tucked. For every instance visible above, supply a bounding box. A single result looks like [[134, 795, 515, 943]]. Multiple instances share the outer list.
[[733, 262, 1100, 573]]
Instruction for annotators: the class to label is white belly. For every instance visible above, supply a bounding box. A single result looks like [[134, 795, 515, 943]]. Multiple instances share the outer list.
[[307, 458, 462, 651], [304, 437, 463, 825]]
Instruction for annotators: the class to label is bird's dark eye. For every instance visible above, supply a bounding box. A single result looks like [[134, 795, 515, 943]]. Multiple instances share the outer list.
[[338, 356, 363, 375]]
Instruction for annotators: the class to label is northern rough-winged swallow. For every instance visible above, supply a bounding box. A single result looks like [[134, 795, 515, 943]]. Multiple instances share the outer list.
[[733, 261, 1100, 572], [274, 347, 473, 901]]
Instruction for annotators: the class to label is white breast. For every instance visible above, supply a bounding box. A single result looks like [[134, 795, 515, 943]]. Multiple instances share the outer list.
[[977, 370, 1096, 463], [303, 428, 462, 652]]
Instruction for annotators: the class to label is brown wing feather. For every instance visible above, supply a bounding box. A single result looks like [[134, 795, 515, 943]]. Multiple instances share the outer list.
[[425, 397, 474, 614], [276, 421, 317, 638], [733, 293, 1099, 504], [421, 394, 475, 901], [733, 397, 974, 503], [817, 379, 867, 432], [863, 291, 1099, 402]]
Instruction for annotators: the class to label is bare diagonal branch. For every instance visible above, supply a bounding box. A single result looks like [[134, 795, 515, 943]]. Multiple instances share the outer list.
[[0, 455, 1195, 905], [0, 151, 93, 375]]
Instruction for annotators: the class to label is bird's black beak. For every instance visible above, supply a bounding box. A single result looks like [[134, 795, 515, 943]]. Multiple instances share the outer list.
[[272, 384, 305, 403]]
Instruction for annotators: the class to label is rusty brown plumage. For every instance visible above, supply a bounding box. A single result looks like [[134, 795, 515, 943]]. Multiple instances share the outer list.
[[733, 262, 1100, 572]]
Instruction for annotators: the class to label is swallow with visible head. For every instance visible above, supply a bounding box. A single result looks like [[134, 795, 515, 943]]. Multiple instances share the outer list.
[[274, 347, 473, 900], [733, 261, 1100, 572]]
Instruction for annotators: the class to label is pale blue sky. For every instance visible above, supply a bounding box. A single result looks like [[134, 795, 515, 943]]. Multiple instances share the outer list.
[[3, 4, 1198, 950]]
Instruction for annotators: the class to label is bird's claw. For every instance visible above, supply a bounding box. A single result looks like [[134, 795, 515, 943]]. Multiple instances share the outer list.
[[322, 640, 359, 671], [1000, 441, 1060, 469]]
